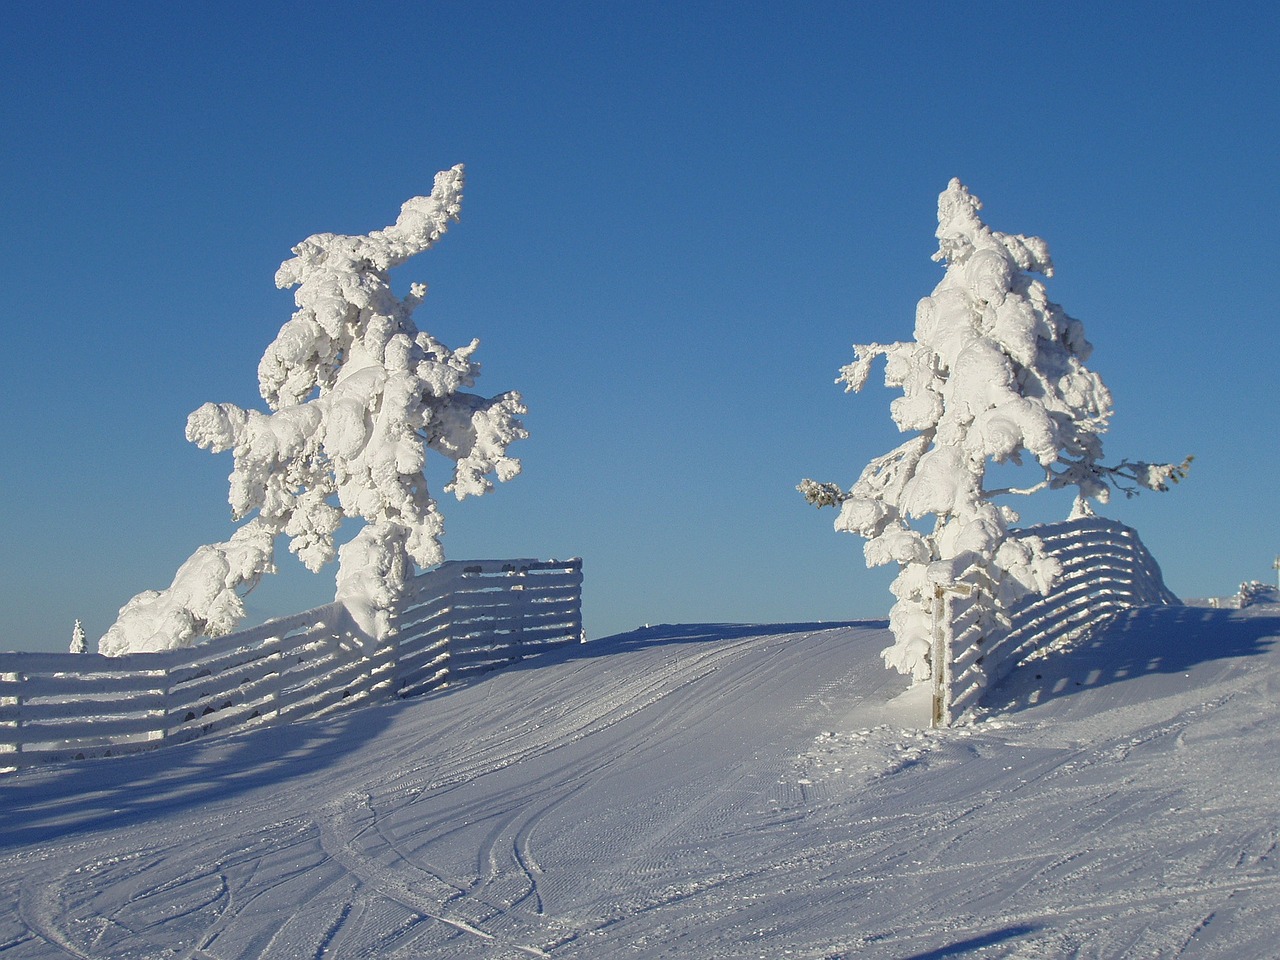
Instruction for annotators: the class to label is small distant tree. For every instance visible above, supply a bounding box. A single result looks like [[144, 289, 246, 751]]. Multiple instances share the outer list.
[[1236, 581, 1277, 608], [100, 165, 527, 656], [801, 179, 1189, 681], [70, 619, 87, 654]]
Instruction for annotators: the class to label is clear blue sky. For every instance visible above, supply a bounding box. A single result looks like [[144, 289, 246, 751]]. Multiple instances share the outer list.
[[2, 2, 1276, 652]]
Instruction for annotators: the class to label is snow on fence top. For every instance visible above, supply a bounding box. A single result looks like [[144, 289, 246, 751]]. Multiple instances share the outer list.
[[939, 517, 1178, 724], [0, 558, 582, 773]]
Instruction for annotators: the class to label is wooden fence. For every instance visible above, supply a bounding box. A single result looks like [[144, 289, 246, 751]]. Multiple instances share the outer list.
[[937, 518, 1178, 725], [0, 558, 582, 773]]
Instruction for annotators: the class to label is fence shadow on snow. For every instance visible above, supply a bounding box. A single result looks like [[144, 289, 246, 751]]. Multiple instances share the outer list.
[[979, 604, 1280, 716], [0, 697, 398, 848], [941, 517, 1189, 725]]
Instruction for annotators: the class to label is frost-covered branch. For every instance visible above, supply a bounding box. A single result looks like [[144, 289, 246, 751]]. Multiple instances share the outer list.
[[983, 474, 1053, 499], [1106, 456, 1194, 495], [797, 479, 849, 509], [101, 166, 527, 655], [100, 521, 277, 656]]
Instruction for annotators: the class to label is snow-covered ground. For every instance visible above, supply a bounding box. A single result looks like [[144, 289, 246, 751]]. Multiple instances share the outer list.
[[2, 604, 1278, 958]]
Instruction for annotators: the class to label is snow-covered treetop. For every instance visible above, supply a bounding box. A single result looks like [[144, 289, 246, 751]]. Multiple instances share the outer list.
[[186, 165, 525, 569], [100, 166, 527, 655], [822, 178, 1188, 540], [70, 619, 87, 654]]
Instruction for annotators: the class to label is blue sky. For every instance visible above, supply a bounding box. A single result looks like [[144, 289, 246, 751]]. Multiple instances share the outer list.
[[2, 2, 1276, 652]]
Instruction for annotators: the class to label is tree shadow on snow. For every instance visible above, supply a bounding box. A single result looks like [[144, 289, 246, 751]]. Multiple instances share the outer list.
[[982, 605, 1280, 716], [0, 700, 397, 848], [897, 923, 1039, 959]]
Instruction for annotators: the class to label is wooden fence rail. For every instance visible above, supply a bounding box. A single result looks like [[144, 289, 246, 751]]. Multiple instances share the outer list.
[[0, 558, 582, 772], [938, 518, 1177, 725]]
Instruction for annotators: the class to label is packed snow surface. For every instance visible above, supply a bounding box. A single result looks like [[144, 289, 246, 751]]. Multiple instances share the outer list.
[[3, 606, 1279, 958]]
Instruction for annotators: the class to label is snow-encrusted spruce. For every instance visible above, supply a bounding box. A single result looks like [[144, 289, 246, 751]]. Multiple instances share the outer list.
[[800, 179, 1190, 681], [99, 165, 527, 655], [70, 619, 87, 654]]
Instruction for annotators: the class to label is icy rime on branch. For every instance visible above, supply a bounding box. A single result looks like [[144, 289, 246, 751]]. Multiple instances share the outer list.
[[99, 165, 527, 655], [801, 180, 1189, 682]]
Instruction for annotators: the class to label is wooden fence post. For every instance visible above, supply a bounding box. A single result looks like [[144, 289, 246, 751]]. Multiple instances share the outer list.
[[511, 564, 527, 655], [161, 666, 172, 743], [931, 586, 946, 728], [6, 671, 23, 760], [931, 581, 975, 728]]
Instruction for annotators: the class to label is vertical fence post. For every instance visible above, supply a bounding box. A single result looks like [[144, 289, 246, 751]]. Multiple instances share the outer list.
[[6, 671, 24, 761], [931, 581, 975, 729], [513, 564, 528, 657], [161, 664, 172, 743], [383, 605, 400, 701], [572, 559, 584, 642], [16, 671, 25, 758], [444, 569, 464, 684], [274, 636, 284, 721], [931, 586, 947, 729]]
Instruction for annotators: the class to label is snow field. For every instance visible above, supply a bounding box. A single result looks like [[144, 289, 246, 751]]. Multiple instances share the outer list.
[[2, 606, 1279, 958]]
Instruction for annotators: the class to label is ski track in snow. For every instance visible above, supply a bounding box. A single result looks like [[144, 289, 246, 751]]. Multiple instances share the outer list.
[[1, 607, 1279, 958]]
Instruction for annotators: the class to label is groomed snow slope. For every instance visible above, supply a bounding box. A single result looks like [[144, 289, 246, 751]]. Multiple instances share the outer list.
[[2, 607, 1279, 959]]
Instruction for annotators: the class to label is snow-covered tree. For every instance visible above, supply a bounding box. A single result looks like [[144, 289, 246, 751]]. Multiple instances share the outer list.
[[99, 165, 527, 656], [801, 179, 1189, 681], [69, 620, 87, 654], [1236, 580, 1277, 608]]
